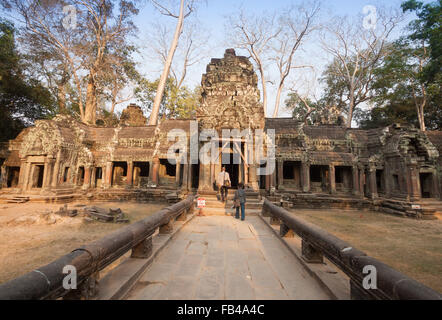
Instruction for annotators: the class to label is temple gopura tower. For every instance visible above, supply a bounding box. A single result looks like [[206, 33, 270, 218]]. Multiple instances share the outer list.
[[0, 49, 441, 218]]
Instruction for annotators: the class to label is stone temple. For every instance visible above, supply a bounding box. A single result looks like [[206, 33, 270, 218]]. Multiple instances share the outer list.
[[0, 49, 441, 218]]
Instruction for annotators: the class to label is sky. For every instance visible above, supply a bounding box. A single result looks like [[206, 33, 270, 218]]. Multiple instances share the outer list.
[[129, 0, 422, 119]]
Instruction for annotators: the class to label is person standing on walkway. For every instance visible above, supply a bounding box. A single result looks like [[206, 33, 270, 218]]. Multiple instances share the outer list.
[[217, 166, 231, 202], [234, 182, 246, 221]]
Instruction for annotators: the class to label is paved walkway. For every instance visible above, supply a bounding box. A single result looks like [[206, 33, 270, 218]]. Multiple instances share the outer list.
[[126, 215, 331, 300]]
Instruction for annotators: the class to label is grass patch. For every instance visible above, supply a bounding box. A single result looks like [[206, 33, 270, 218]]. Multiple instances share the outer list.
[[288, 208, 442, 293]]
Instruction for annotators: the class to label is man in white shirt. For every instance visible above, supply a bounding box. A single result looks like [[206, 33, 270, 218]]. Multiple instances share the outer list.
[[217, 167, 231, 202]]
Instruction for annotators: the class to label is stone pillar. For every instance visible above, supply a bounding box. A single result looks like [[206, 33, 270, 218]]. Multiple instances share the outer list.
[[248, 163, 259, 190], [301, 161, 310, 192], [329, 164, 336, 194], [277, 160, 284, 190], [42, 160, 50, 189], [105, 162, 113, 188], [198, 152, 211, 192], [126, 161, 134, 186], [17, 159, 26, 189], [359, 168, 365, 198], [181, 163, 189, 191], [369, 166, 378, 199], [352, 166, 360, 196], [83, 166, 92, 189], [175, 160, 181, 187], [0, 166, 6, 188], [51, 151, 62, 188], [22, 161, 31, 191], [152, 157, 160, 185], [407, 163, 420, 201], [431, 171, 440, 199]]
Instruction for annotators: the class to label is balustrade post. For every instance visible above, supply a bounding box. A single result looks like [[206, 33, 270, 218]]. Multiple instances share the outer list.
[[280, 223, 295, 238], [159, 219, 174, 234], [131, 234, 153, 259], [301, 240, 323, 263]]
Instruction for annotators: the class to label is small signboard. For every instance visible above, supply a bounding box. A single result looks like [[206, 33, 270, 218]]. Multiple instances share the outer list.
[[197, 198, 206, 208], [412, 204, 421, 210]]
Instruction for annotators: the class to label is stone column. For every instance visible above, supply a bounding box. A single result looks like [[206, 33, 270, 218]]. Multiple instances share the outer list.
[[41, 160, 50, 189], [352, 165, 360, 196], [104, 161, 113, 188], [51, 151, 62, 188], [152, 157, 160, 185], [17, 159, 26, 189], [369, 166, 378, 199], [359, 168, 365, 198], [248, 163, 259, 190], [91, 167, 96, 188], [22, 161, 31, 191], [181, 163, 189, 191], [407, 163, 420, 201], [329, 164, 336, 194], [1, 166, 7, 188], [301, 161, 310, 192], [277, 160, 284, 190], [83, 166, 92, 189], [431, 171, 440, 199], [126, 161, 134, 186], [198, 152, 211, 192], [175, 160, 181, 187]]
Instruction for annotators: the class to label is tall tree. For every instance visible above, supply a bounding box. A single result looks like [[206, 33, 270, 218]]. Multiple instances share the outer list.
[[136, 77, 199, 120], [227, 9, 281, 117], [0, 20, 55, 141], [270, 2, 320, 118], [1, 0, 140, 124], [147, 0, 201, 125], [320, 8, 403, 127]]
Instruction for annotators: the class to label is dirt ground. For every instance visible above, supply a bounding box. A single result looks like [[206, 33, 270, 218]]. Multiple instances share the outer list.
[[0, 201, 167, 284], [288, 208, 442, 293]]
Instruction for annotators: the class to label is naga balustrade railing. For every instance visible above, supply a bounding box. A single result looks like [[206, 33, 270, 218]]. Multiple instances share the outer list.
[[0, 195, 195, 300], [262, 199, 441, 300]]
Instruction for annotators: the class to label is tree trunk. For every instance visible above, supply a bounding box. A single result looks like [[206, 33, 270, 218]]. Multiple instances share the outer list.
[[57, 82, 66, 113], [148, 0, 185, 126], [84, 73, 97, 125], [347, 90, 355, 128], [272, 83, 284, 118], [258, 64, 267, 117]]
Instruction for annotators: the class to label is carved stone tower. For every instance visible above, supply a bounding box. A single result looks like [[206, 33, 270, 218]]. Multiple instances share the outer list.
[[197, 48, 265, 131]]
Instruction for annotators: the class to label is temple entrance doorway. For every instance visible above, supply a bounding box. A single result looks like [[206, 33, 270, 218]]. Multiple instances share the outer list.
[[310, 165, 329, 193], [420, 173, 433, 198], [222, 151, 239, 189], [31, 164, 45, 188]]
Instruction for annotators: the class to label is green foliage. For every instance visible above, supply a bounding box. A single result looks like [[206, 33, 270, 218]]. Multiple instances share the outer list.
[[0, 20, 55, 141], [354, 0, 442, 131], [135, 77, 199, 120], [401, 0, 442, 83]]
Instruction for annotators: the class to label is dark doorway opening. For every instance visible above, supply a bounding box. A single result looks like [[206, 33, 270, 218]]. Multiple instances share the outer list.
[[160, 159, 176, 177], [94, 167, 102, 187], [191, 164, 199, 189], [222, 152, 239, 188], [310, 165, 329, 192], [32, 165, 45, 188], [376, 170, 385, 194], [420, 173, 433, 198], [134, 162, 149, 187], [7, 166, 20, 188], [283, 161, 301, 189], [77, 166, 85, 186], [63, 167, 70, 183], [112, 162, 127, 186]]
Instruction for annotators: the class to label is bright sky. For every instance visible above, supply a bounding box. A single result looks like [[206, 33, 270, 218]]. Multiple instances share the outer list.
[[130, 0, 423, 118]]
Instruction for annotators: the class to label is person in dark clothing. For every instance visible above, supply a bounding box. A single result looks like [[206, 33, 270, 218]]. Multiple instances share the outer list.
[[233, 182, 246, 221]]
